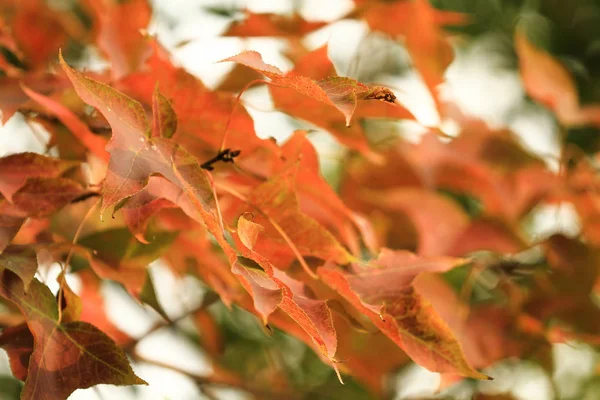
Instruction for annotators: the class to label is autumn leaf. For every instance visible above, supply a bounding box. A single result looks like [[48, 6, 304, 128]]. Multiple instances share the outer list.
[[240, 163, 354, 271], [318, 249, 490, 380], [117, 40, 277, 162], [233, 216, 339, 375], [0, 245, 38, 289], [515, 30, 600, 127], [220, 50, 399, 126], [11, 177, 88, 217], [269, 46, 414, 156], [87, 0, 152, 79], [22, 85, 109, 162], [352, 0, 468, 113], [0, 200, 27, 253], [224, 11, 327, 37], [0, 270, 146, 400], [0, 153, 79, 202]]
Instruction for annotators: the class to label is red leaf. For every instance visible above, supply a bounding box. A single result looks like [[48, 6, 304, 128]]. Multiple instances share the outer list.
[[243, 164, 354, 268], [117, 41, 276, 161], [354, 0, 468, 113]]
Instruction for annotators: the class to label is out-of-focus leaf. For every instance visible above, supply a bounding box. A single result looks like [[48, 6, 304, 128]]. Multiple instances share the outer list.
[[224, 11, 327, 37], [0, 153, 78, 201], [87, 0, 152, 79], [516, 30, 600, 127]]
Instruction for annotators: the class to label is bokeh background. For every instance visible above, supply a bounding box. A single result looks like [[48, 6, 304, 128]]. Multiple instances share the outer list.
[[2, 0, 600, 399]]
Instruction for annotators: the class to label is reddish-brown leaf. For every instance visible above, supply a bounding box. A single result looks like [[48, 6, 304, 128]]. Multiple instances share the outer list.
[[0, 245, 38, 289], [11, 177, 87, 217], [0, 201, 27, 253], [0, 323, 33, 381], [234, 216, 338, 368], [0, 153, 79, 202], [0, 271, 146, 399]]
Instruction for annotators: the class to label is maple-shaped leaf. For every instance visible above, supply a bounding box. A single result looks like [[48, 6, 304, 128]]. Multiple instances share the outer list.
[[0, 153, 79, 202], [515, 31, 600, 127], [269, 45, 413, 156], [221, 50, 399, 126], [0, 271, 146, 399], [59, 52, 228, 250], [318, 249, 490, 380], [87, 0, 152, 79], [0, 245, 38, 290], [117, 40, 277, 162], [224, 11, 327, 37]]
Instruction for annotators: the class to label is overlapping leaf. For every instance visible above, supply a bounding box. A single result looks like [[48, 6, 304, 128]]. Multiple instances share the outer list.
[[318, 249, 489, 380], [0, 270, 146, 400], [221, 49, 400, 127], [268, 45, 414, 157]]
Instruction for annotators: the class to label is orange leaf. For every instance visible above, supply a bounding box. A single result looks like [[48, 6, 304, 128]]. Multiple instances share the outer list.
[[21, 85, 109, 162], [221, 50, 398, 126], [87, 0, 152, 79], [318, 249, 489, 380], [515, 30, 600, 127], [224, 11, 327, 37]]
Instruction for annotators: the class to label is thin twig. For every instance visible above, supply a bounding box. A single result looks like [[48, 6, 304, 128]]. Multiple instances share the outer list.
[[131, 352, 301, 400]]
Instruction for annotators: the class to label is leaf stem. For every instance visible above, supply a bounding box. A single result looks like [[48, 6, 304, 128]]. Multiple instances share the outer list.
[[58, 199, 100, 324], [218, 79, 271, 152], [214, 181, 318, 279]]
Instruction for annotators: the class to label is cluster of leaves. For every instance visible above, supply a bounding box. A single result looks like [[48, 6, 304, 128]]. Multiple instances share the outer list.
[[1, 0, 600, 399]]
